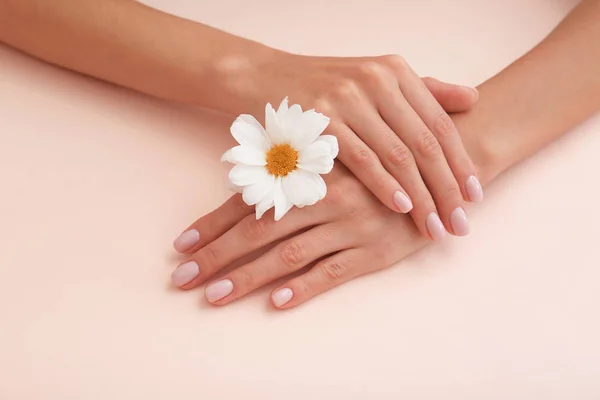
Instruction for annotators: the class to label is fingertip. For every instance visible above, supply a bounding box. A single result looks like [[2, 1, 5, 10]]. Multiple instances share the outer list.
[[173, 229, 200, 253], [271, 287, 294, 308], [392, 190, 413, 213]]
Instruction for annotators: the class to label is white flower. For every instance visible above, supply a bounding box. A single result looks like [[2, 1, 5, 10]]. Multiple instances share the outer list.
[[221, 98, 339, 221]]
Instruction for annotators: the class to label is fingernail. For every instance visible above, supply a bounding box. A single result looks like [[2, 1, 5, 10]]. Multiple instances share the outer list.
[[205, 279, 234, 303], [271, 288, 294, 307], [466, 175, 484, 203], [393, 191, 413, 213], [450, 207, 470, 236], [171, 261, 199, 287], [173, 229, 200, 253], [426, 213, 446, 241]]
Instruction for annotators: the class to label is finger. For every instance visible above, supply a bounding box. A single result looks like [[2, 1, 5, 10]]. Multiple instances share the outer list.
[[203, 223, 357, 305], [399, 68, 483, 206], [379, 89, 466, 238], [331, 121, 408, 213], [421, 77, 479, 113], [173, 194, 253, 254], [270, 248, 373, 309], [172, 205, 325, 289], [346, 109, 439, 239]]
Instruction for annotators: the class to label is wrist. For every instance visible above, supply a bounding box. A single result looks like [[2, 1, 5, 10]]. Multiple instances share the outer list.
[[452, 103, 505, 187], [195, 38, 288, 117]]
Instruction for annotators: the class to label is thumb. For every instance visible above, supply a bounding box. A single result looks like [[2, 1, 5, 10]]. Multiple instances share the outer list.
[[422, 77, 479, 113]]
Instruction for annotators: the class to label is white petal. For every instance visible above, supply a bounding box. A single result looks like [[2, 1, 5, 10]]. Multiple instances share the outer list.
[[265, 102, 287, 145], [220, 145, 266, 166], [229, 165, 267, 186], [276, 97, 289, 120], [290, 110, 331, 150], [242, 173, 275, 206], [230, 115, 269, 151], [297, 140, 336, 174], [273, 177, 293, 221], [282, 104, 303, 138], [281, 169, 327, 208], [227, 181, 244, 193], [316, 134, 339, 158], [255, 187, 274, 219]]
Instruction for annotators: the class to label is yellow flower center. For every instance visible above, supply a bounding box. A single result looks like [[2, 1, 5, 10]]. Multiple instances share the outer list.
[[266, 144, 298, 177]]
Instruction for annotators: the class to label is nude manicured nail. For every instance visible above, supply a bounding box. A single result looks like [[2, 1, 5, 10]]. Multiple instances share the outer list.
[[450, 207, 470, 236], [393, 191, 413, 213], [426, 213, 446, 241], [171, 261, 199, 287], [173, 229, 200, 253], [271, 288, 294, 307], [205, 279, 234, 303], [466, 175, 483, 203]]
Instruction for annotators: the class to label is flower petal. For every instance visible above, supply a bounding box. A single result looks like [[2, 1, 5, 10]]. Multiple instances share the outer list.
[[227, 181, 244, 193], [276, 97, 289, 120], [255, 187, 274, 219], [273, 177, 293, 221], [221, 145, 266, 166], [282, 104, 304, 138], [230, 115, 269, 151], [290, 110, 331, 150], [297, 139, 336, 174], [265, 102, 287, 145], [229, 165, 267, 186], [242, 173, 275, 206], [281, 169, 327, 208], [316, 134, 339, 158]]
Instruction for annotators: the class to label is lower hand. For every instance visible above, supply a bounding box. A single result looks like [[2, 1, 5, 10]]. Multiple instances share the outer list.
[[171, 164, 427, 308]]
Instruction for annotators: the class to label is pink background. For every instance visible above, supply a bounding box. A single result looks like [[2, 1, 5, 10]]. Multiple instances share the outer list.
[[1, 0, 599, 398]]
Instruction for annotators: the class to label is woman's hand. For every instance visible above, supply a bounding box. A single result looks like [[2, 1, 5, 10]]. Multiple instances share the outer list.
[[171, 164, 428, 308], [238, 53, 482, 239]]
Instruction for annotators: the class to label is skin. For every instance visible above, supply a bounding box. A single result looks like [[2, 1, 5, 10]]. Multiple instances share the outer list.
[[2, 0, 600, 307], [0, 0, 481, 239], [173, 0, 600, 308]]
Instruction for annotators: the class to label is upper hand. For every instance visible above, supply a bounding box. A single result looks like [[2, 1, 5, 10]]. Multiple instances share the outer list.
[[242, 53, 483, 239]]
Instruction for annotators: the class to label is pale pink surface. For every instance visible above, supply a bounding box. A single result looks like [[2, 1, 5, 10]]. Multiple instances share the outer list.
[[1, 0, 599, 398]]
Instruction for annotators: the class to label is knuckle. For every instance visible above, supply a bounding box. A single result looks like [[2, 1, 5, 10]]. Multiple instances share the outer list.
[[196, 245, 219, 272], [357, 61, 389, 84], [236, 267, 255, 289], [241, 217, 269, 240], [278, 240, 307, 269], [333, 79, 361, 100], [387, 144, 413, 168], [432, 112, 456, 139], [296, 279, 313, 296], [381, 54, 408, 72], [444, 185, 462, 199], [320, 261, 347, 282], [314, 98, 333, 115], [418, 131, 442, 158], [349, 147, 376, 168]]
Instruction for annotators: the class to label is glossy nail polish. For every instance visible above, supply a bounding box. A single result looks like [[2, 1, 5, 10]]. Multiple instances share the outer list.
[[173, 229, 200, 253], [426, 213, 446, 241], [466, 175, 483, 203], [205, 279, 234, 303], [393, 191, 413, 213], [271, 288, 294, 307], [171, 261, 199, 287], [450, 207, 470, 236]]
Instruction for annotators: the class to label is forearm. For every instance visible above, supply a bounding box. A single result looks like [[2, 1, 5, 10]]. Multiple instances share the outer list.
[[0, 0, 276, 114], [459, 0, 600, 184]]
